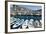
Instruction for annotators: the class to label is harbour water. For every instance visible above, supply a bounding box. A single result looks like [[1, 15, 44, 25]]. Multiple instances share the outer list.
[[10, 15, 42, 29], [14, 15, 41, 20]]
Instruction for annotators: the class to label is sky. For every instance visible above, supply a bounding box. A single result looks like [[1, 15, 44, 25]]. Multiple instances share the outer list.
[[17, 5, 42, 10]]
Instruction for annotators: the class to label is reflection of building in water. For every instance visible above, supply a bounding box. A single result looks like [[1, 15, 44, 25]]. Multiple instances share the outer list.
[[10, 5, 42, 16]]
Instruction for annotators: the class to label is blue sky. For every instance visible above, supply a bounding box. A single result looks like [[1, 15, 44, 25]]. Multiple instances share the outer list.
[[18, 5, 42, 10]]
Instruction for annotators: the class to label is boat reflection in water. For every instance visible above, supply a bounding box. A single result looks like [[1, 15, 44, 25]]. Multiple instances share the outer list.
[[10, 15, 42, 29]]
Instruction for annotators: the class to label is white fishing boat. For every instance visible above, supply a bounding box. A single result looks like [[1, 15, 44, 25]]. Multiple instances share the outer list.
[[22, 19, 29, 29], [28, 19, 34, 28], [34, 20, 40, 27], [12, 18, 24, 28], [40, 20, 42, 23]]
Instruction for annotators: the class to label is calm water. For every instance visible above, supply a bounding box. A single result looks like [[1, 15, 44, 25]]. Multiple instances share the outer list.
[[14, 15, 41, 20]]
